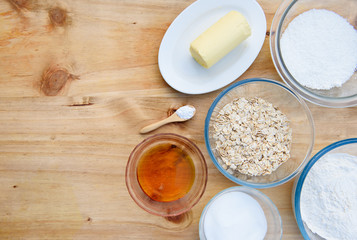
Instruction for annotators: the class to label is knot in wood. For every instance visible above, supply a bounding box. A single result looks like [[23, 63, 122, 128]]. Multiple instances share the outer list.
[[41, 67, 77, 96], [49, 7, 67, 26]]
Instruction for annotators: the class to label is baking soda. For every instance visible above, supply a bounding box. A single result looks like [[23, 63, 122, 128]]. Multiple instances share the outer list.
[[281, 9, 357, 90], [176, 105, 195, 120], [301, 153, 357, 239], [203, 191, 267, 240]]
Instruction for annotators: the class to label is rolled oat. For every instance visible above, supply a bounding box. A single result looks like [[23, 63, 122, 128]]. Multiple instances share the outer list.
[[212, 97, 292, 176]]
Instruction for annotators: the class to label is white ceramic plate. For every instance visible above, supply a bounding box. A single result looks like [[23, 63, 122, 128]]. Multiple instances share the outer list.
[[158, 0, 266, 94]]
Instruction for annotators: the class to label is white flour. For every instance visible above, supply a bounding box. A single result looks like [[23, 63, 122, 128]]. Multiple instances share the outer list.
[[300, 153, 357, 240], [281, 9, 357, 90]]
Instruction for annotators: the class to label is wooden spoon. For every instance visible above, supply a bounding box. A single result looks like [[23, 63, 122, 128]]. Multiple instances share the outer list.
[[140, 105, 196, 134]]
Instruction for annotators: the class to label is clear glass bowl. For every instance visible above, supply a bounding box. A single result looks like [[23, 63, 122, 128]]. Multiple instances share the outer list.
[[125, 133, 208, 217], [270, 0, 357, 108], [204, 78, 314, 188], [199, 186, 282, 240], [292, 138, 357, 239]]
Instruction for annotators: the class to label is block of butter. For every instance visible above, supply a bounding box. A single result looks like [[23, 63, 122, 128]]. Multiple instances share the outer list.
[[190, 11, 251, 68]]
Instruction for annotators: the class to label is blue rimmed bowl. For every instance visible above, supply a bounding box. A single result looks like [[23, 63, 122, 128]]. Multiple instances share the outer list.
[[204, 78, 314, 188], [293, 138, 357, 239]]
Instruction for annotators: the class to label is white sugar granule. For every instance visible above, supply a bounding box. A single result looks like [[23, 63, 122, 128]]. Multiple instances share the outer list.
[[301, 153, 357, 240], [204, 191, 267, 240], [281, 9, 357, 90]]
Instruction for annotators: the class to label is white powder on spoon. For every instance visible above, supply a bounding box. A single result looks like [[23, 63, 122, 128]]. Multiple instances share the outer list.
[[280, 9, 357, 90], [301, 153, 357, 240], [176, 105, 195, 120]]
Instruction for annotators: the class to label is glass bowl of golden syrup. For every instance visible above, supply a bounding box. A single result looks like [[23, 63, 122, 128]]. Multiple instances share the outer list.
[[126, 133, 208, 217]]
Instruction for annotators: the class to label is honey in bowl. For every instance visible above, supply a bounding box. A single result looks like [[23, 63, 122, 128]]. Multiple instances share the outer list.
[[137, 143, 195, 202]]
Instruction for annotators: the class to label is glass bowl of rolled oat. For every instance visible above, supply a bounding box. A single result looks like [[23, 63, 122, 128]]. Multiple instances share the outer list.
[[205, 78, 314, 188]]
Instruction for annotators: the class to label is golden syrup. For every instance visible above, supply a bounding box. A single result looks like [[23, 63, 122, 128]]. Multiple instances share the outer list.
[[137, 143, 195, 202]]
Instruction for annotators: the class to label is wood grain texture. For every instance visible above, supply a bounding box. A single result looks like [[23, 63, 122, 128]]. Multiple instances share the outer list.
[[0, 0, 356, 239]]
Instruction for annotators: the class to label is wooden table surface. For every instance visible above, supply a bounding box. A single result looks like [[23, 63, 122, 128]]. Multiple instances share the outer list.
[[0, 0, 356, 239]]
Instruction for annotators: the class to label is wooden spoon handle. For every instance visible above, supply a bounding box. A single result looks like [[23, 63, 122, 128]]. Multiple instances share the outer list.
[[139, 117, 173, 134]]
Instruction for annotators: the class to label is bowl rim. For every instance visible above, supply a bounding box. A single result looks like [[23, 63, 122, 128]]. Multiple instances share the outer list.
[[293, 138, 357, 239], [199, 186, 283, 240], [125, 133, 208, 217], [270, 0, 357, 108], [204, 78, 315, 188]]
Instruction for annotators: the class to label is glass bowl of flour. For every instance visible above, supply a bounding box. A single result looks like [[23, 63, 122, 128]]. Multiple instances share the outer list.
[[270, 0, 357, 107], [293, 138, 357, 239]]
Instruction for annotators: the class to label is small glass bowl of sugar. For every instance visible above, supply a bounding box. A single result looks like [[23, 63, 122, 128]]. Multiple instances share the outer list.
[[199, 186, 282, 240], [270, 0, 357, 107]]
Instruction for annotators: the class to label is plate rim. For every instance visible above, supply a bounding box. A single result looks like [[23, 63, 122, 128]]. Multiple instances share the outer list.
[[158, 0, 267, 94]]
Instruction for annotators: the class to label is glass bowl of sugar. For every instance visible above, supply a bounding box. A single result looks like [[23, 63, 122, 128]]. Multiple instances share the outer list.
[[270, 0, 357, 107], [293, 138, 357, 239], [199, 186, 282, 240]]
